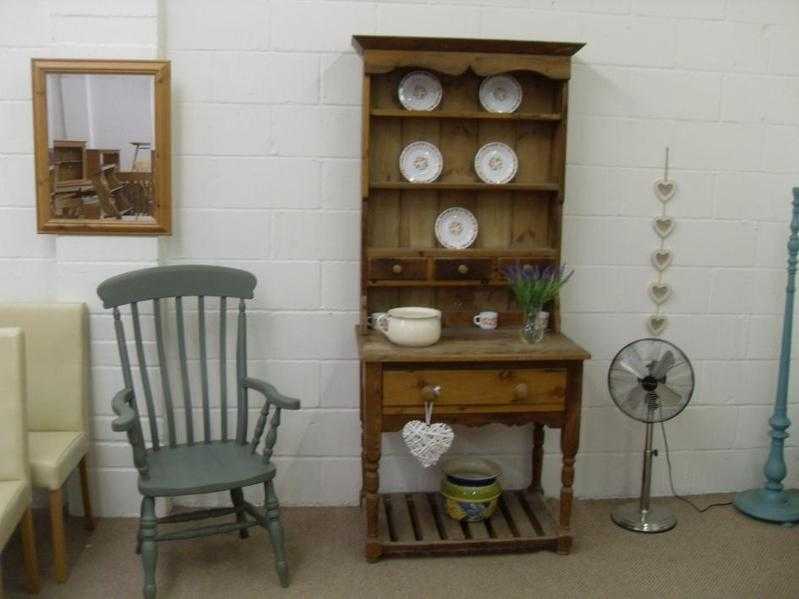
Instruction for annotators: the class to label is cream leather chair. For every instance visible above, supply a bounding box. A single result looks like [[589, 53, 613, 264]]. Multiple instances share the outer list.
[[0, 328, 40, 594], [0, 304, 93, 584]]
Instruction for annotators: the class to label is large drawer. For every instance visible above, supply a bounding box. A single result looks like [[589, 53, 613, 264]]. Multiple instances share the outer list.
[[383, 367, 567, 415]]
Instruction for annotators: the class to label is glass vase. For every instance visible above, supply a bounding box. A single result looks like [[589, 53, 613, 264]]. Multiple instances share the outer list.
[[521, 310, 549, 344]]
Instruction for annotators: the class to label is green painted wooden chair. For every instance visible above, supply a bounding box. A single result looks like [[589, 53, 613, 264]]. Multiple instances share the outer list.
[[97, 265, 300, 598]]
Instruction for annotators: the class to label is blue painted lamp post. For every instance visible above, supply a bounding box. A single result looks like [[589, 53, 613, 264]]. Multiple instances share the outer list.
[[734, 188, 799, 524]]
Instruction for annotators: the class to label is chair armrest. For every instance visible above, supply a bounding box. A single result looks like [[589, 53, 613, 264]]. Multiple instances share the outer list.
[[242, 377, 301, 411], [111, 388, 149, 477], [111, 388, 137, 432]]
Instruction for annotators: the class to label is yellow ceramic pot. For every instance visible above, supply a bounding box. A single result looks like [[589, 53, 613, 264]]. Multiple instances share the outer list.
[[440, 457, 502, 522]]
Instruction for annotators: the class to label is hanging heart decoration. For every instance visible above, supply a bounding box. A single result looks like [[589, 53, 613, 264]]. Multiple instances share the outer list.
[[648, 281, 673, 304], [653, 178, 676, 203], [651, 248, 673, 271], [647, 314, 668, 335], [653, 216, 675, 238], [401, 402, 454, 468]]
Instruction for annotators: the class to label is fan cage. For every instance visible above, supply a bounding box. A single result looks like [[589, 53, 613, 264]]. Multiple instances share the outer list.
[[607, 337, 695, 424]]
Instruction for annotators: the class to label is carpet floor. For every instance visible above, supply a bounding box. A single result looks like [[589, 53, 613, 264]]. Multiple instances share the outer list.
[[2, 494, 798, 598]]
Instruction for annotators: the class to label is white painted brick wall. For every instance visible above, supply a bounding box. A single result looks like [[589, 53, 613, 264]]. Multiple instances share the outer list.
[[1, 0, 798, 516]]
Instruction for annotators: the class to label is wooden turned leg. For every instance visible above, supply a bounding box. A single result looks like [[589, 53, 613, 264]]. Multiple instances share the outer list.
[[140, 496, 158, 599], [20, 507, 41, 594], [78, 457, 95, 531], [363, 364, 383, 562], [49, 487, 68, 583], [558, 364, 583, 555], [230, 488, 249, 540], [531, 423, 545, 493], [135, 501, 143, 555], [263, 482, 289, 588]]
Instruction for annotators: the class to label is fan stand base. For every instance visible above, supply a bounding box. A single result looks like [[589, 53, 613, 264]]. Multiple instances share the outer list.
[[611, 502, 676, 533]]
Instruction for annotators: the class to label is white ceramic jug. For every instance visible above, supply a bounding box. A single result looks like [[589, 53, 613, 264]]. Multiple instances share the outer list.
[[376, 307, 441, 347]]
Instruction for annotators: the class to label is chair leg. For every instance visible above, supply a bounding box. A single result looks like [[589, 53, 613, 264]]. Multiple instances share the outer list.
[[49, 487, 68, 583], [20, 507, 41, 594], [263, 481, 289, 588], [140, 496, 158, 599], [135, 500, 143, 555], [230, 488, 249, 540], [78, 456, 96, 531]]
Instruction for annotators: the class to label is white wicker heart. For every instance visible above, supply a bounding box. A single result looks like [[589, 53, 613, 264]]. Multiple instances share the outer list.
[[402, 404, 454, 468]]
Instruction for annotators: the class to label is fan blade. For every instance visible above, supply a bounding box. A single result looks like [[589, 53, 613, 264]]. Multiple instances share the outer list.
[[612, 360, 647, 381], [649, 350, 675, 379], [655, 382, 683, 409], [620, 386, 647, 416]]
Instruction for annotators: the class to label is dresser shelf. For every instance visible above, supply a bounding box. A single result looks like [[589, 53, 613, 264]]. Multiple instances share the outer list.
[[366, 247, 557, 258], [369, 181, 560, 192], [371, 108, 563, 122]]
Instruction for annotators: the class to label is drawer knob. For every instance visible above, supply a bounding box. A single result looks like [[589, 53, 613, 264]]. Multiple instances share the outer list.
[[457, 264, 469, 275], [421, 385, 442, 401], [392, 263, 403, 274], [513, 383, 529, 401]]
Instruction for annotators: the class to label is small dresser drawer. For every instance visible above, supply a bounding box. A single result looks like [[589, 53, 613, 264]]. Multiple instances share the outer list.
[[383, 367, 567, 414], [434, 258, 493, 281], [368, 258, 427, 281]]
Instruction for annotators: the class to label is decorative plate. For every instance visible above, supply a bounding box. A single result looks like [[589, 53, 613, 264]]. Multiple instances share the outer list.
[[399, 141, 443, 183], [474, 142, 518, 184], [435, 207, 478, 249], [479, 74, 522, 113], [398, 71, 443, 111]]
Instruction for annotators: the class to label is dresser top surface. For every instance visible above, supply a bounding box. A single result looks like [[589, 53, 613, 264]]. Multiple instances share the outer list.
[[352, 35, 585, 57], [357, 326, 590, 363]]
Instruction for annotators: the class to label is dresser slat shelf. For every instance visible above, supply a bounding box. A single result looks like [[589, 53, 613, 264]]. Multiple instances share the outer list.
[[376, 489, 562, 557], [371, 109, 562, 122], [369, 182, 560, 192]]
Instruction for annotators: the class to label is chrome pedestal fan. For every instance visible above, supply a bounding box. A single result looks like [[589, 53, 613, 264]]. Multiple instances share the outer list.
[[607, 338, 695, 533]]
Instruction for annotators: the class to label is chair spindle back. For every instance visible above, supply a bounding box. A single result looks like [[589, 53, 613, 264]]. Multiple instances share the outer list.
[[98, 266, 258, 451]]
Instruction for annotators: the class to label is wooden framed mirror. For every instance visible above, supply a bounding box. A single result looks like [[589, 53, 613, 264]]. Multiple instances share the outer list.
[[32, 59, 171, 235]]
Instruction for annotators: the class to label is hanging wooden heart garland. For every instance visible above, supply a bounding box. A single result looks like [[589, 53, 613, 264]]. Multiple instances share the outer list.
[[648, 148, 675, 336]]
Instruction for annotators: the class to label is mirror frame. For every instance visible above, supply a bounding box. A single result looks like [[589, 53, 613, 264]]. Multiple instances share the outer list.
[[32, 59, 171, 235]]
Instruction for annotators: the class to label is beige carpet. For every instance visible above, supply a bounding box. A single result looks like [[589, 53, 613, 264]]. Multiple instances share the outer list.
[[3, 495, 798, 598]]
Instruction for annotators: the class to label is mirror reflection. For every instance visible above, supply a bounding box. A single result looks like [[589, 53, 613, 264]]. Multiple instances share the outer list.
[[46, 73, 156, 221]]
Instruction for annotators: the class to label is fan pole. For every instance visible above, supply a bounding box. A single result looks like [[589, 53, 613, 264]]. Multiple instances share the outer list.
[[639, 420, 655, 513], [611, 406, 676, 533], [735, 190, 799, 524]]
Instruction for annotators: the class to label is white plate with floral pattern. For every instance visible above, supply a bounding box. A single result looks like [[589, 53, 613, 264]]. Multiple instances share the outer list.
[[400, 141, 443, 183], [479, 74, 522, 113], [435, 207, 478, 249], [398, 71, 443, 111], [474, 142, 518, 184]]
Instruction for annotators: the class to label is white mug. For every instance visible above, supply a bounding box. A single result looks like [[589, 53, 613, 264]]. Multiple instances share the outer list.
[[473, 310, 498, 330], [367, 312, 386, 329], [376, 307, 441, 347]]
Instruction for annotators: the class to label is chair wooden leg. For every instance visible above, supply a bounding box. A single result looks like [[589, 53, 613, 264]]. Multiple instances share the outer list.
[[49, 488, 68, 584], [263, 481, 289, 588], [135, 500, 143, 555], [20, 507, 41, 594], [78, 457, 96, 531], [230, 488, 249, 540], [140, 496, 158, 599]]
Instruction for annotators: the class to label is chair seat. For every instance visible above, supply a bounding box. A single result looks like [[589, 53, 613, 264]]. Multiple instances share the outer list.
[[140, 441, 276, 497], [0, 480, 31, 549], [28, 431, 89, 490]]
